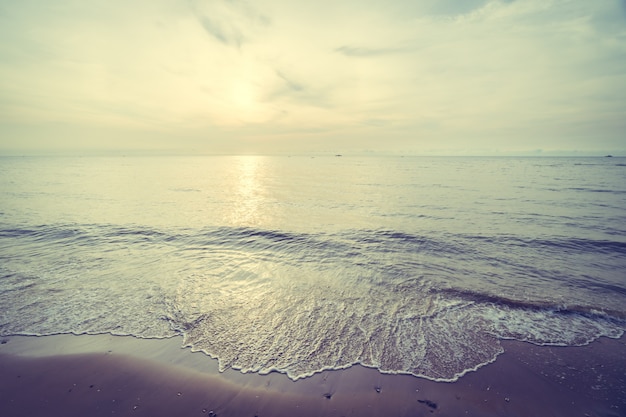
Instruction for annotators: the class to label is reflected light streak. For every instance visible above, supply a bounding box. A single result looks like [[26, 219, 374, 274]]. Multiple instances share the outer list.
[[230, 155, 266, 227]]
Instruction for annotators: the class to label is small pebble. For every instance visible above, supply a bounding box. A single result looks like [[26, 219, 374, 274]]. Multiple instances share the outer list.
[[417, 399, 438, 410]]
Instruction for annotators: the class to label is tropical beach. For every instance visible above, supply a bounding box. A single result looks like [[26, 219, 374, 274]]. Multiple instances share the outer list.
[[2, 1, 626, 416]]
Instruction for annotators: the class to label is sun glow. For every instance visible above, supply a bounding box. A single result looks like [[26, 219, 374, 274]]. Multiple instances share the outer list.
[[231, 82, 255, 110], [219, 79, 276, 125]]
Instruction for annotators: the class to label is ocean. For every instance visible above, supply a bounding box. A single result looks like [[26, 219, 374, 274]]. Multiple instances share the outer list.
[[1, 155, 625, 382]]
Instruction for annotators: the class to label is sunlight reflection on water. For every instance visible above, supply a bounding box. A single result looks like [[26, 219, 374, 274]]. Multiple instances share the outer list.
[[230, 155, 267, 227]]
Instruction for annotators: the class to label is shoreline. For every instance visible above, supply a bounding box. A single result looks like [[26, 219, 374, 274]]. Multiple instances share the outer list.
[[1, 333, 625, 416]]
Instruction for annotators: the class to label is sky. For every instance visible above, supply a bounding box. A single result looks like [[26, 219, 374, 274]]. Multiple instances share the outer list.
[[0, 0, 625, 155]]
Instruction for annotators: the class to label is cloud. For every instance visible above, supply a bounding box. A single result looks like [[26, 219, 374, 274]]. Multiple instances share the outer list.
[[198, 16, 243, 47], [190, 0, 270, 48], [275, 71, 304, 92], [334, 45, 407, 57], [416, 0, 492, 17], [0, 0, 625, 155]]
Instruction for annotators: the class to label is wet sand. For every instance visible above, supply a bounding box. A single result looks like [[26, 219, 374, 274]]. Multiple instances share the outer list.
[[0, 334, 624, 417]]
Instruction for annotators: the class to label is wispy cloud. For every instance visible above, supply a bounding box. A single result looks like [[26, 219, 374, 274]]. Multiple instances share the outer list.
[[198, 16, 243, 47], [190, 0, 270, 48], [261, 69, 334, 112], [408, 0, 492, 17], [334, 45, 407, 57], [275, 71, 304, 92]]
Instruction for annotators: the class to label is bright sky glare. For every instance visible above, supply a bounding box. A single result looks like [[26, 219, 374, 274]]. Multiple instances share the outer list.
[[1, 0, 625, 155]]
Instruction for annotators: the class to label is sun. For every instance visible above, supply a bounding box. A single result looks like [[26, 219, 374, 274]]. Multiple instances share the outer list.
[[224, 80, 271, 124], [223, 79, 279, 125], [231, 82, 255, 110]]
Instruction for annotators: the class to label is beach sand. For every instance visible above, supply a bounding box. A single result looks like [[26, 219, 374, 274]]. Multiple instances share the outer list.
[[0, 333, 624, 417]]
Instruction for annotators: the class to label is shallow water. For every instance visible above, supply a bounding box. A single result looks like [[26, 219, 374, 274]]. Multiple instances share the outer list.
[[1, 155, 625, 380]]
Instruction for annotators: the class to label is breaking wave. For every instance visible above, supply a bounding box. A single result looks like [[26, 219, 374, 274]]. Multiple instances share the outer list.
[[1, 223, 624, 381]]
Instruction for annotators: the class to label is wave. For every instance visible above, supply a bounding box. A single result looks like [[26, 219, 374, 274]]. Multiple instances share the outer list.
[[1, 223, 625, 381], [165, 282, 625, 381], [4, 223, 626, 255], [433, 287, 626, 318]]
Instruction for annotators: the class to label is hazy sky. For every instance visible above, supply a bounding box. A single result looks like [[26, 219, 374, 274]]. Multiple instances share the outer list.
[[1, 0, 625, 155]]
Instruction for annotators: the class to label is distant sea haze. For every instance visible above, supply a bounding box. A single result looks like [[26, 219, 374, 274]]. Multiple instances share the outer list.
[[1, 155, 625, 381]]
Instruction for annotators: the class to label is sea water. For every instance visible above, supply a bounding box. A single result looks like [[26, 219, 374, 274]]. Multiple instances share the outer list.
[[1, 155, 625, 381]]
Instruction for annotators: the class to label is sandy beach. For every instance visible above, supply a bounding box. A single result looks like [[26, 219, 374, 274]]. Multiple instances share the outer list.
[[0, 333, 624, 417]]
